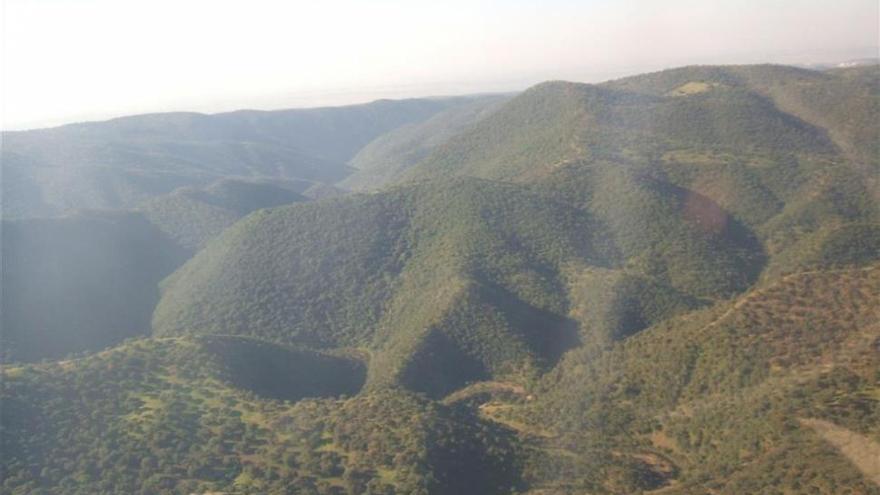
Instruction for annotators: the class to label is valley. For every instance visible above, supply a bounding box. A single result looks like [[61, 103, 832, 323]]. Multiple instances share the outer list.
[[1, 63, 878, 494]]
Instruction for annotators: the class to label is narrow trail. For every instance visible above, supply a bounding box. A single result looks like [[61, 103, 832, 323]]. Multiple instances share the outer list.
[[441, 380, 526, 405], [799, 418, 880, 486]]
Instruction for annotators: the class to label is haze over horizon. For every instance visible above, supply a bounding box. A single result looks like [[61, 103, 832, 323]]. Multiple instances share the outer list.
[[2, 0, 878, 130]]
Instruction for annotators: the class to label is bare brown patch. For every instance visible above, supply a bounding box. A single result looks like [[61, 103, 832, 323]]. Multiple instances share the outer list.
[[799, 418, 880, 486]]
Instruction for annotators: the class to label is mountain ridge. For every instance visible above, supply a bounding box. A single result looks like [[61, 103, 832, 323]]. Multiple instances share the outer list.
[[1, 63, 878, 494]]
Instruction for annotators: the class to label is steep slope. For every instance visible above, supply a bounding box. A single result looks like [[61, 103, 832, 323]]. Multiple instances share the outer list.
[[1, 211, 188, 362], [154, 176, 763, 397], [0, 337, 522, 495], [153, 179, 602, 396], [340, 95, 510, 190], [534, 160, 767, 296], [403, 73, 836, 183], [609, 64, 880, 166], [193, 335, 366, 401], [1, 97, 471, 218], [139, 178, 308, 251], [2, 64, 878, 495], [482, 264, 880, 493], [399, 65, 879, 283]]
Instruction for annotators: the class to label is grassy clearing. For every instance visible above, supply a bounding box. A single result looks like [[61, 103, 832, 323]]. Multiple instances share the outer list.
[[479, 402, 554, 438], [665, 81, 719, 96]]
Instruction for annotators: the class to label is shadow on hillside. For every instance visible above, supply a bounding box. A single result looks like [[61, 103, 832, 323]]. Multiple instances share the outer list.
[[400, 328, 492, 399], [483, 282, 582, 368], [199, 336, 366, 401], [644, 175, 768, 289]]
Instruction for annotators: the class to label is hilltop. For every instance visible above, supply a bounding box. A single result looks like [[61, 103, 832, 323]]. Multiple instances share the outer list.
[[0, 97, 477, 218], [1, 64, 878, 494], [139, 178, 308, 251], [153, 175, 764, 397], [340, 95, 511, 190]]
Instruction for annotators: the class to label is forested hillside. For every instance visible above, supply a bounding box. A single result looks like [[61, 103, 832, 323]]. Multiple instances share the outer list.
[[0, 97, 476, 218], [340, 95, 510, 190], [139, 178, 308, 251], [153, 174, 764, 397], [1, 64, 878, 494]]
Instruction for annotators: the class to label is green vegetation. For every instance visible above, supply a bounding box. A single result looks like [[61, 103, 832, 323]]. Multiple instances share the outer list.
[[399, 64, 879, 283], [402, 69, 838, 184], [510, 265, 880, 493], [196, 335, 366, 401], [0, 337, 523, 495], [139, 178, 307, 251], [2, 64, 879, 494], [1, 97, 476, 218], [341, 95, 510, 190], [154, 173, 763, 397], [154, 178, 602, 395]]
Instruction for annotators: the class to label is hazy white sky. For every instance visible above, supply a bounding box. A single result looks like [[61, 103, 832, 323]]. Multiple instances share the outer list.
[[2, 0, 877, 130]]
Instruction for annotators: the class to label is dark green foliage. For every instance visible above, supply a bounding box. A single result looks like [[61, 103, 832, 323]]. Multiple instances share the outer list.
[[812, 223, 880, 268], [397, 64, 875, 293], [539, 161, 767, 297], [153, 175, 761, 397], [1, 211, 188, 363], [2, 64, 879, 494], [606, 63, 878, 173], [154, 178, 606, 395], [567, 268, 702, 349], [402, 68, 840, 184], [196, 336, 366, 401], [153, 188, 415, 348]]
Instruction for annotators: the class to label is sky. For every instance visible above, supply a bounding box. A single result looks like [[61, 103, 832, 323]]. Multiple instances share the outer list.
[[2, 0, 878, 130]]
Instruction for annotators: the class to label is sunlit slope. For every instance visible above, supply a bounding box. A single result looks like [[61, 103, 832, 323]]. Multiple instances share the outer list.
[[1, 211, 188, 363], [395, 66, 879, 280], [4, 252, 875, 495], [607, 65, 880, 268], [500, 264, 880, 493], [2, 64, 878, 495], [609, 64, 880, 165], [154, 176, 764, 396], [403, 70, 837, 183], [0, 336, 522, 495]]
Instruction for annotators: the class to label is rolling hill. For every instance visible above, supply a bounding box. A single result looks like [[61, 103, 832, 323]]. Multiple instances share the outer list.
[[395, 65, 879, 281], [0, 336, 522, 495], [153, 175, 764, 398], [401, 69, 839, 183], [139, 178, 308, 251], [340, 95, 511, 190], [0, 97, 476, 218], [500, 264, 880, 493], [1, 63, 878, 495]]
